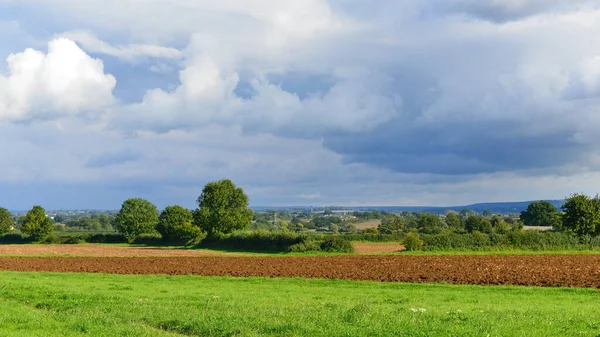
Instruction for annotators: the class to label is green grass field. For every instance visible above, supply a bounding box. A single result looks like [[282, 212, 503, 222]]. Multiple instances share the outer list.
[[0, 272, 598, 336]]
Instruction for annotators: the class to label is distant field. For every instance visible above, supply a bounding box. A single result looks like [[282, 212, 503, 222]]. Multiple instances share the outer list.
[[0, 272, 597, 336], [353, 219, 381, 229]]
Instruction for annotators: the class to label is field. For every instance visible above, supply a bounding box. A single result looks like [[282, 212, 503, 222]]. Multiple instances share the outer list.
[[0, 272, 598, 337], [0, 244, 598, 336], [352, 219, 381, 230]]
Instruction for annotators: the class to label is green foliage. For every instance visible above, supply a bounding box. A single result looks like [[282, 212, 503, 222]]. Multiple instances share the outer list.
[[114, 198, 160, 242], [520, 201, 561, 228], [561, 193, 600, 238], [195, 179, 253, 238], [132, 233, 164, 245], [417, 213, 444, 234], [463, 215, 492, 233], [0, 207, 14, 235], [402, 232, 424, 251], [86, 233, 128, 244], [157, 206, 205, 244], [0, 233, 32, 244], [202, 230, 308, 252], [320, 238, 355, 253], [444, 212, 461, 228], [378, 215, 405, 234], [20, 205, 54, 241], [288, 240, 323, 252], [420, 231, 588, 251]]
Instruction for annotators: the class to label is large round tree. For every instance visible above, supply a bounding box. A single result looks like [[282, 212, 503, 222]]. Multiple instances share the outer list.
[[157, 205, 204, 244], [520, 201, 561, 228], [561, 194, 600, 238], [0, 207, 15, 236], [114, 198, 159, 242], [194, 179, 253, 238], [20, 205, 54, 241]]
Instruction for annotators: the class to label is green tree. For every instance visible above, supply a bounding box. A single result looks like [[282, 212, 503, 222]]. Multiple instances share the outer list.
[[157, 205, 204, 244], [194, 179, 253, 238], [464, 215, 491, 233], [0, 207, 14, 235], [520, 201, 561, 228], [378, 215, 405, 234], [114, 198, 159, 242], [561, 194, 600, 238], [444, 212, 461, 228], [20, 205, 54, 241], [417, 213, 444, 234], [402, 232, 423, 251]]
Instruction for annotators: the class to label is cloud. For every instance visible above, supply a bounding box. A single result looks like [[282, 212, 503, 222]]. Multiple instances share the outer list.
[[85, 150, 141, 168], [3, 1, 600, 208], [433, 0, 599, 23], [0, 38, 116, 121], [59, 31, 182, 62]]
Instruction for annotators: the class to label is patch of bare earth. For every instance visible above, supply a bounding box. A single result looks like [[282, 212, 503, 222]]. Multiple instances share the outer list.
[[353, 243, 405, 254], [1, 254, 599, 288], [0, 244, 236, 257]]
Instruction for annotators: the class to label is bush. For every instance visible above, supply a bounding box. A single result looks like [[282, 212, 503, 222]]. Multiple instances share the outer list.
[[289, 239, 323, 252], [320, 238, 355, 253], [86, 233, 128, 244], [132, 233, 163, 245], [402, 233, 424, 251], [201, 230, 309, 252], [0, 233, 31, 244]]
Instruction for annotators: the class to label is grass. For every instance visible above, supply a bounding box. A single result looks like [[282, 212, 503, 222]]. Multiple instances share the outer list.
[[0, 272, 598, 336]]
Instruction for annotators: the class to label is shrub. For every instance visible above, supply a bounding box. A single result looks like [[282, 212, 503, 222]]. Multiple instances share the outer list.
[[289, 240, 323, 252], [86, 233, 128, 244], [402, 233, 424, 251], [0, 233, 31, 244], [201, 230, 309, 252], [132, 233, 163, 245], [320, 238, 355, 253]]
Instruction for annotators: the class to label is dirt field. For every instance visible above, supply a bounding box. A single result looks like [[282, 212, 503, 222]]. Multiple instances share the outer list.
[[353, 219, 381, 230], [1, 255, 598, 288], [0, 245, 236, 257], [353, 243, 404, 254]]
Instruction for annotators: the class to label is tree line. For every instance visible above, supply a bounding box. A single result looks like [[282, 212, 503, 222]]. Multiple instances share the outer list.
[[0, 179, 253, 243]]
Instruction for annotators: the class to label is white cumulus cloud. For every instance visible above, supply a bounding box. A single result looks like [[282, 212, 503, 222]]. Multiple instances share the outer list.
[[0, 38, 116, 121]]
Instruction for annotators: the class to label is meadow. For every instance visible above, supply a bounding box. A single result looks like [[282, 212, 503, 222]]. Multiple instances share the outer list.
[[0, 271, 598, 336]]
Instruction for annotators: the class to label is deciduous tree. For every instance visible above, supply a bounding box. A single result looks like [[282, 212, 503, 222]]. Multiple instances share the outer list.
[[20, 205, 54, 241], [194, 179, 253, 238], [0, 207, 14, 236], [114, 198, 159, 242], [561, 194, 600, 238], [520, 201, 561, 228]]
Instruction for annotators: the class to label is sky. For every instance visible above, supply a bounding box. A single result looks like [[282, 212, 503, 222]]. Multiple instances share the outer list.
[[1, 0, 600, 210]]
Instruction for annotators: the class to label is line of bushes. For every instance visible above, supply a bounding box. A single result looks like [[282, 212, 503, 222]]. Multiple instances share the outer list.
[[200, 230, 355, 253], [0, 231, 356, 253], [410, 231, 600, 251], [0, 233, 164, 245]]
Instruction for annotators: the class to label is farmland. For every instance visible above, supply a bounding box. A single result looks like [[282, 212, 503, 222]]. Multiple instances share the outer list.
[[0, 243, 599, 336]]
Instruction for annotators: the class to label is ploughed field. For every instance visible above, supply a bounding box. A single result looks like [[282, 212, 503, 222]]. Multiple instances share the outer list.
[[1, 253, 598, 288]]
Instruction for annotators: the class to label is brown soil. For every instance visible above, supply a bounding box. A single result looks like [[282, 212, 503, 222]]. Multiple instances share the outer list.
[[353, 243, 405, 254], [0, 255, 598, 288], [0, 244, 236, 257]]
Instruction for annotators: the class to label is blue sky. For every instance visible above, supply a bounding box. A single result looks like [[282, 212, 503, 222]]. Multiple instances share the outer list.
[[1, 0, 600, 209]]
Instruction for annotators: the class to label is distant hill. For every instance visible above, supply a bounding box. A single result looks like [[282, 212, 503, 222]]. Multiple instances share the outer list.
[[252, 200, 565, 215]]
